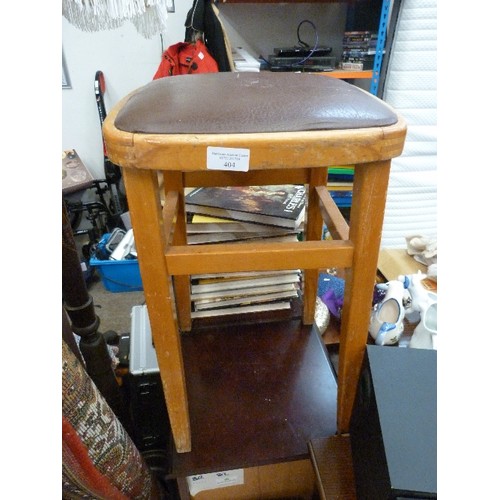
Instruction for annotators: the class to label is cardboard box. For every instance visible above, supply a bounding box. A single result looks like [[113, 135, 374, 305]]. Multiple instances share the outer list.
[[186, 459, 315, 500], [377, 248, 427, 281]]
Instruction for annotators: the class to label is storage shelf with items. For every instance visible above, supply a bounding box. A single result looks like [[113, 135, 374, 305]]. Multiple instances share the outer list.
[[216, 0, 396, 95]]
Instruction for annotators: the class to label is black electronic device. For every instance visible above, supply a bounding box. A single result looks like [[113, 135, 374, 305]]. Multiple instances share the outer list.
[[268, 55, 336, 72], [268, 55, 335, 66], [269, 65, 335, 73], [349, 345, 437, 499], [273, 46, 332, 58]]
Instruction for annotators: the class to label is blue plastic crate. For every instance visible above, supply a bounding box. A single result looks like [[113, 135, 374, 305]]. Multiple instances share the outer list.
[[89, 257, 143, 293]]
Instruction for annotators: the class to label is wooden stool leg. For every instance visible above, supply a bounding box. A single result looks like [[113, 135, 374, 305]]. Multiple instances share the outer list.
[[122, 168, 191, 453], [303, 167, 328, 324], [162, 171, 192, 333], [336, 160, 391, 434]]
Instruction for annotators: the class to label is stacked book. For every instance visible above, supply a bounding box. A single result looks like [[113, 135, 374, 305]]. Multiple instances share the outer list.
[[327, 165, 354, 208], [340, 31, 379, 71], [184, 185, 307, 318]]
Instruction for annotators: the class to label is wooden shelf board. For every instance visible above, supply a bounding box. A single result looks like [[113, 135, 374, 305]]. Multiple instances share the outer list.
[[321, 70, 373, 79]]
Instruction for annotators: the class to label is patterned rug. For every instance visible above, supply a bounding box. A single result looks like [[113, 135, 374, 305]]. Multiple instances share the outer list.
[[62, 339, 161, 499]]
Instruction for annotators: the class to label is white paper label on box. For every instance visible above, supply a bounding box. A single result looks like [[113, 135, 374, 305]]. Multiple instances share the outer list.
[[207, 147, 250, 172], [187, 469, 244, 496]]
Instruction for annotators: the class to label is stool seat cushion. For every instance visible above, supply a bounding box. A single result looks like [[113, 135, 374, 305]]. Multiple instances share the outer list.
[[114, 72, 398, 135]]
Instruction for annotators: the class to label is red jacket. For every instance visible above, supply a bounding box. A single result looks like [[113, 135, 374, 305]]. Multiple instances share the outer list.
[[153, 40, 219, 79]]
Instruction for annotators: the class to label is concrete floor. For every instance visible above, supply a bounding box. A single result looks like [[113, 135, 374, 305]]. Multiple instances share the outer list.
[[87, 273, 145, 336]]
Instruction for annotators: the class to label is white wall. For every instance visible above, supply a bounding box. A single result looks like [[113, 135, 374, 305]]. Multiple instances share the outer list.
[[62, 1, 191, 179]]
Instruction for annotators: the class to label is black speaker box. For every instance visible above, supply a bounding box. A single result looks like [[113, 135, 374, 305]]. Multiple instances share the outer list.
[[350, 345, 437, 499]]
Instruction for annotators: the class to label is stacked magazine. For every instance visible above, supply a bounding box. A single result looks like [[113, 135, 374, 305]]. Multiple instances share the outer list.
[[185, 185, 307, 318], [190, 269, 302, 319]]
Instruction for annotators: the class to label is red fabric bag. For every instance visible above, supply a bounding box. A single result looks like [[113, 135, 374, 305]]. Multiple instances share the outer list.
[[153, 40, 219, 79]]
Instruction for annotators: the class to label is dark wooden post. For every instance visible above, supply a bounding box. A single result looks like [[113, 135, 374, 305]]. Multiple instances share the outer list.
[[62, 199, 131, 433]]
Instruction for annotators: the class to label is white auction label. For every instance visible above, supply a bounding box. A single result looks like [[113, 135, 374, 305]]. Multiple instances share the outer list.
[[207, 146, 250, 172], [187, 469, 244, 496]]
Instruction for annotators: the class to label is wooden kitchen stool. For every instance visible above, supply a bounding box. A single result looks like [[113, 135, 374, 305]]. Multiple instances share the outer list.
[[103, 72, 406, 453]]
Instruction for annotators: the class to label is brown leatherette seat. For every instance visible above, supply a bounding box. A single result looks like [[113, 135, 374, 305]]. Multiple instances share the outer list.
[[114, 72, 398, 134]]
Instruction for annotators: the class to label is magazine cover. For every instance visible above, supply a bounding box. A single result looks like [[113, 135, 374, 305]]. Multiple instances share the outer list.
[[185, 185, 307, 228]]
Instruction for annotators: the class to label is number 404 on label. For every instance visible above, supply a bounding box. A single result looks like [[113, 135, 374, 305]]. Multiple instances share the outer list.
[[207, 146, 250, 172]]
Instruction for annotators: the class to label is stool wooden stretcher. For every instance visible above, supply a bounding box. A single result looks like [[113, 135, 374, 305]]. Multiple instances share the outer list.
[[103, 72, 406, 454]]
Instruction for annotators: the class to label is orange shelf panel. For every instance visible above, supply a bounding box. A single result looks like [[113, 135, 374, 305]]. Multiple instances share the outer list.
[[321, 70, 373, 79]]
